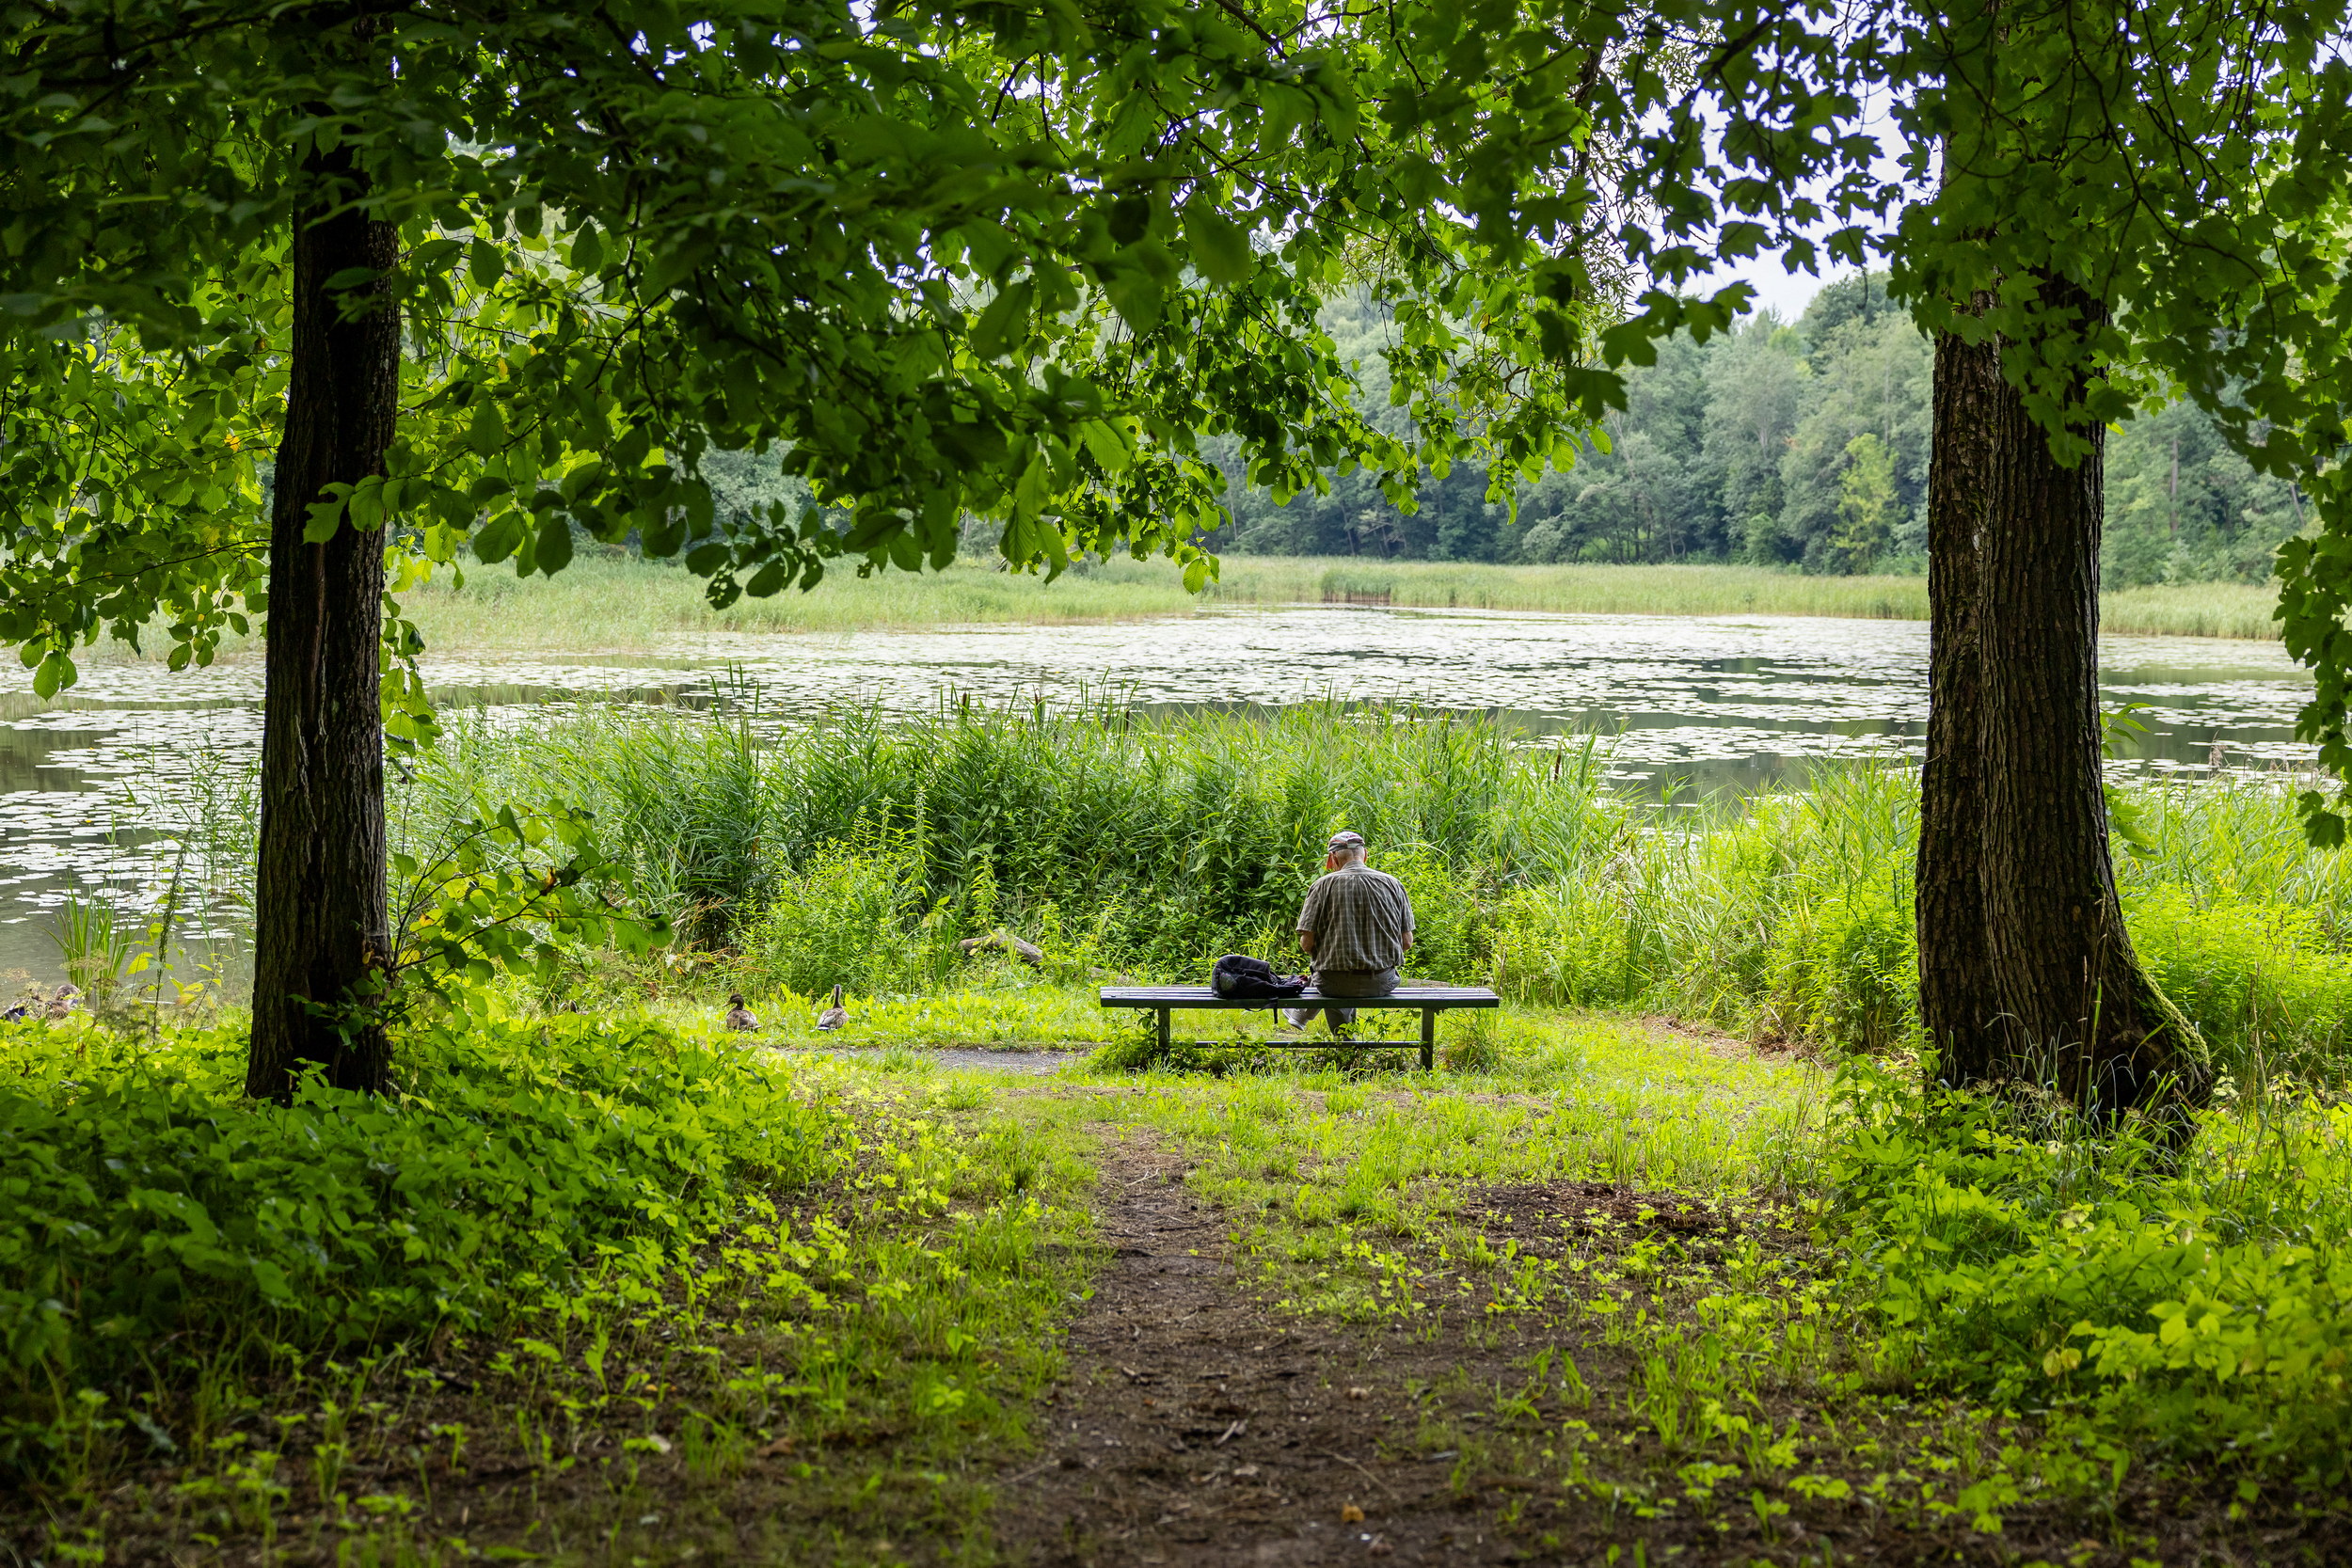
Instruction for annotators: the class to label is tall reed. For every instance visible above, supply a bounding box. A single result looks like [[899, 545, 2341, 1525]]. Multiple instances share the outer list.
[[405, 700, 1622, 966], [398, 703, 2352, 1079]]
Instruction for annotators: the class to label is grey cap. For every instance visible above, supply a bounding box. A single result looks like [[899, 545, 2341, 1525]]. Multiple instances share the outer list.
[[1327, 830, 1365, 851]]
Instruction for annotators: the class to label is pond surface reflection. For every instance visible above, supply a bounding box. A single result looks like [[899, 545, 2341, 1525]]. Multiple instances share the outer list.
[[0, 605, 2311, 985]]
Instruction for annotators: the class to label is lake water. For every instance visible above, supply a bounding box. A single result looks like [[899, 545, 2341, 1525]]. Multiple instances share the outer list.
[[0, 604, 2312, 985]]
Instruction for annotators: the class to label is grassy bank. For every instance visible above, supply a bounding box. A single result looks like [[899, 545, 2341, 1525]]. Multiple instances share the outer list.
[[401, 702, 2352, 1086], [2100, 579, 2281, 639], [1221, 556, 1933, 620], [368, 554, 2283, 652]]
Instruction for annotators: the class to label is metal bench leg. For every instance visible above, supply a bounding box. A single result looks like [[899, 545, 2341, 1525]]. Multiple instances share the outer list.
[[1157, 1006, 1170, 1062], [1421, 1008, 1436, 1071]]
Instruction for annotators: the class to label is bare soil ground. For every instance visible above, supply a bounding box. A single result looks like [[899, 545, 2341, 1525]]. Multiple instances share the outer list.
[[999, 1139, 1516, 1566], [994, 1135, 2331, 1568], [995, 1138, 1804, 1567]]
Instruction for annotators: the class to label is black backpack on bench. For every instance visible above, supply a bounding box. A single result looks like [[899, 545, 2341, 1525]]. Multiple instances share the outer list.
[[1211, 954, 1308, 1000]]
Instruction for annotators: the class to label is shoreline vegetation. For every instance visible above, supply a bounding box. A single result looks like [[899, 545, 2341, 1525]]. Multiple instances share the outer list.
[[364, 553, 2284, 654], [11, 703, 2350, 1561]]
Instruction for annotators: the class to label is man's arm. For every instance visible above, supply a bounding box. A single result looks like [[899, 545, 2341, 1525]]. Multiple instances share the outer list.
[[1300, 930, 1317, 957]]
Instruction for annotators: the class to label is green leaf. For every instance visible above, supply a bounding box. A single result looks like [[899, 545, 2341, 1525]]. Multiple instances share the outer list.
[[304, 485, 351, 545], [474, 510, 525, 564], [469, 239, 507, 289], [1101, 265, 1165, 333], [30, 650, 72, 699], [467, 402, 505, 456], [1183, 204, 1255, 287], [969, 279, 1033, 359], [536, 514, 574, 575], [1076, 419, 1132, 473]]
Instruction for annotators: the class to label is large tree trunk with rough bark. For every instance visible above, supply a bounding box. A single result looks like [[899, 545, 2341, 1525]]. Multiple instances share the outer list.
[[1917, 277, 2207, 1121], [1917, 318, 2000, 1085], [244, 143, 398, 1102]]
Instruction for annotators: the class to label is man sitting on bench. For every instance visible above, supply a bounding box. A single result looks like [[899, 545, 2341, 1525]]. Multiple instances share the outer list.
[[1286, 830, 1415, 1032]]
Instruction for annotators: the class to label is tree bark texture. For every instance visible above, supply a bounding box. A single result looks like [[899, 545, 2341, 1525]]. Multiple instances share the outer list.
[[1972, 279, 2205, 1118], [1918, 318, 2001, 1085], [245, 145, 398, 1101]]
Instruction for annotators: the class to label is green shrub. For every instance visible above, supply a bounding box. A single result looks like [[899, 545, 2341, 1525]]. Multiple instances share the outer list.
[[307, 705, 2352, 1071], [1382, 847, 1496, 983], [1830, 1058, 2352, 1481], [0, 1013, 848, 1475], [402, 701, 1619, 976], [738, 836, 931, 995], [1494, 879, 1659, 1006], [2128, 887, 2352, 1080], [1759, 877, 1918, 1053]]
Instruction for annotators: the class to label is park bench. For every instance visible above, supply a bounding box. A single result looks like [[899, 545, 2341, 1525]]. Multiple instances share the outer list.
[[1098, 983, 1502, 1070]]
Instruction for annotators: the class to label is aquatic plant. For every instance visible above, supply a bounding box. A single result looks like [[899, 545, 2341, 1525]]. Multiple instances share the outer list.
[[45, 894, 135, 1005]]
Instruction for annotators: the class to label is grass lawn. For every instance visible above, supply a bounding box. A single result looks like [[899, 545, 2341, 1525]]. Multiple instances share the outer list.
[[5, 993, 2334, 1567]]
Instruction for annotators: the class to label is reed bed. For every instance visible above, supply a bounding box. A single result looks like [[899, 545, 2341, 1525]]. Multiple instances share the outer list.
[[401, 702, 2352, 1080], [2098, 580, 2281, 640], [399, 555, 2289, 648], [1213, 558, 1935, 620], [76, 557, 2283, 663]]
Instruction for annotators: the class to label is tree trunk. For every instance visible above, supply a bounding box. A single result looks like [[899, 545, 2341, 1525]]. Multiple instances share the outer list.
[[245, 144, 399, 1102], [1916, 317, 2001, 1085], [1974, 279, 2205, 1120]]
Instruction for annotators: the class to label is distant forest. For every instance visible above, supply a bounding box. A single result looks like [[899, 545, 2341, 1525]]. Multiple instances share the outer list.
[[1206, 274, 2308, 588]]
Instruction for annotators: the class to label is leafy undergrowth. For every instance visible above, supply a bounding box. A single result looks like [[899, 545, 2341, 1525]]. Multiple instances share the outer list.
[[1072, 1017, 2350, 1561], [12, 998, 2352, 1566], [1833, 1058, 2352, 1491], [0, 1013, 1097, 1567]]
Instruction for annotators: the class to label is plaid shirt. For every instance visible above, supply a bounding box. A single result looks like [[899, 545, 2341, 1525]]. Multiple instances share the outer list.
[[1295, 864, 1414, 974]]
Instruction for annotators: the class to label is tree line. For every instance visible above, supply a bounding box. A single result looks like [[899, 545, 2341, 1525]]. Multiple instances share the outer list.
[[1216, 273, 2308, 588]]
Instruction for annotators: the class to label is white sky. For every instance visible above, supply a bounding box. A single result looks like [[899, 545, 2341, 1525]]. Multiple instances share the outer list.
[[1700, 254, 1860, 323]]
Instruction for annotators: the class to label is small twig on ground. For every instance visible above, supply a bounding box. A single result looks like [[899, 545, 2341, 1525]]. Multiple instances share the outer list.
[[1321, 1448, 1402, 1497]]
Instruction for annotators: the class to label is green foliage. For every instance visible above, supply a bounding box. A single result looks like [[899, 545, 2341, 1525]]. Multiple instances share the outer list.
[[2127, 888, 2352, 1080], [1494, 876, 1671, 1007], [1379, 847, 1497, 981], [1759, 877, 1917, 1054], [391, 804, 670, 994], [1831, 434, 1899, 574], [737, 835, 934, 996], [0, 0, 1628, 703], [396, 706, 2352, 1073], [1229, 282, 1937, 573], [1830, 1058, 2352, 1481], [410, 702, 1613, 983], [46, 895, 135, 1005], [0, 1012, 847, 1473]]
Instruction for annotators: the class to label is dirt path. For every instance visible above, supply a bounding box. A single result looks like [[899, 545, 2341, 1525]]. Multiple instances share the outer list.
[[991, 1108, 2336, 1568], [996, 1139, 1559, 1566]]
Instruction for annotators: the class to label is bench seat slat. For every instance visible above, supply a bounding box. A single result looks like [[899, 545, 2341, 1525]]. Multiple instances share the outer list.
[[1099, 986, 1498, 1008]]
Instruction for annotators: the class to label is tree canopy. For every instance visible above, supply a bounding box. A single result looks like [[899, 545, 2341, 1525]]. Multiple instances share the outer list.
[[0, 0, 1655, 709]]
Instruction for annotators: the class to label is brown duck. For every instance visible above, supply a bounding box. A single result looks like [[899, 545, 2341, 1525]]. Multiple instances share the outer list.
[[723, 992, 758, 1032], [815, 984, 847, 1031]]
